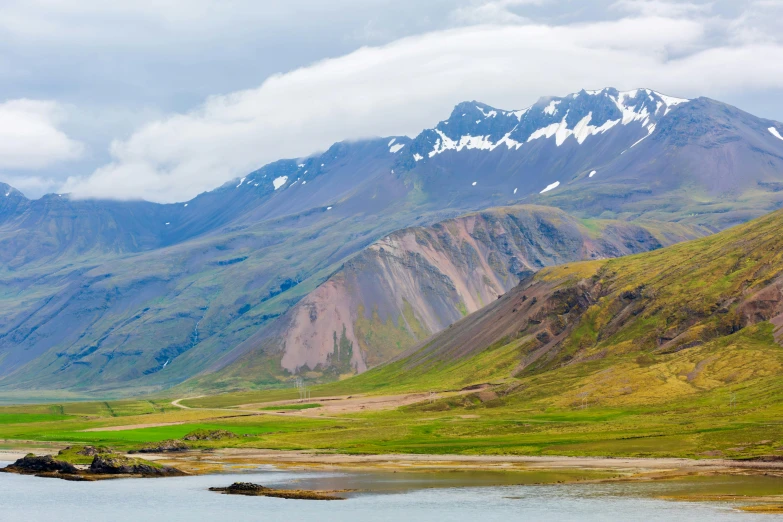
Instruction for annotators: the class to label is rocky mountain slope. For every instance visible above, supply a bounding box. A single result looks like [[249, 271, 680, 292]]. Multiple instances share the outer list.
[[2, 87, 783, 395], [399, 88, 783, 230], [342, 207, 783, 407], [191, 206, 702, 389]]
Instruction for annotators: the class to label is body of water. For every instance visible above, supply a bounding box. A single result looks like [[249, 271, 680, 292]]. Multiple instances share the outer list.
[[0, 463, 777, 521]]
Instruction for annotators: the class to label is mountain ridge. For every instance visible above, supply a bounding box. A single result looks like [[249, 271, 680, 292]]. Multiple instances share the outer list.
[[2, 86, 783, 395], [187, 204, 704, 391]]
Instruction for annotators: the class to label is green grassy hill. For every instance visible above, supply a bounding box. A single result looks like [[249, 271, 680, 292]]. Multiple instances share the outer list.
[[335, 206, 783, 403]]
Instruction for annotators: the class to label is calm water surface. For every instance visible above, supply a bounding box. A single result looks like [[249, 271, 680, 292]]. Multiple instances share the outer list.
[[0, 462, 779, 521]]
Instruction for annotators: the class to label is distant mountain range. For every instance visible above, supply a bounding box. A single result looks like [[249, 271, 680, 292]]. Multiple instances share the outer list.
[[1, 87, 783, 396]]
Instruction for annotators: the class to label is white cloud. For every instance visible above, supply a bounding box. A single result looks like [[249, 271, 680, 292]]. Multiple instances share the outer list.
[[611, 0, 712, 18], [725, 0, 783, 44], [0, 99, 83, 170], [0, 174, 61, 196], [61, 12, 783, 203], [450, 0, 545, 24]]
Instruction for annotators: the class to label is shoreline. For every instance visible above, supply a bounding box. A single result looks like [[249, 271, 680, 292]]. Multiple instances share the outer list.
[[3, 447, 783, 507], [152, 448, 783, 477], [5, 447, 783, 473]]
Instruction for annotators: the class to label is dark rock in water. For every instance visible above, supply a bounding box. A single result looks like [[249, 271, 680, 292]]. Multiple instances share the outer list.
[[209, 482, 344, 500], [217, 482, 269, 492], [129, 439, 189, 454], [2, 454, 78, 475], [89, 455, 185, 476], [2, 450, 185, 480]]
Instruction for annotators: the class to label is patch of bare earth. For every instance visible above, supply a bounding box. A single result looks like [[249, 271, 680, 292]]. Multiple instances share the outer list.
[[82, 422, 191, 432], [236, 389, 480, 415]]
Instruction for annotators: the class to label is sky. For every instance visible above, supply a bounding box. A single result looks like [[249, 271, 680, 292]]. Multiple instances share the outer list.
[[3, 0, 783, 202]]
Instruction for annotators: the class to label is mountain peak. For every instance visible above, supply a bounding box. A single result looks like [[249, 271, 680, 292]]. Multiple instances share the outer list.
[[0, 182, 25, 200], [408, 87, 690, 162]]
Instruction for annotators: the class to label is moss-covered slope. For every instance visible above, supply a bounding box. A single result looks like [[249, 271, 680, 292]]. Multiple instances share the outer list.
[[338, 207, 783, 406]]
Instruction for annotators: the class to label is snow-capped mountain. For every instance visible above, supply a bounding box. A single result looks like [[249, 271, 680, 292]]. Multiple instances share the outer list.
[[409, 88, 686, 159], [2, 87, 783, 394]]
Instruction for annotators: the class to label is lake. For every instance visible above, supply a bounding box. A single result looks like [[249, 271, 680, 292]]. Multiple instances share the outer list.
[[0, 462, 778, 521]]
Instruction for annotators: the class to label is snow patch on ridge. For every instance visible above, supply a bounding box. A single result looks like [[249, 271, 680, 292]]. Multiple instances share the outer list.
[[527, 112, 620, 147], [543, 100, 561, 115], [654, 91, 689, 114], [495, 129, 523, 150], [540, 181, 560, 194], [389, 143, 405, 153], [769, 127, 783, 141], [611, 93, 651, 126], [630, 124, 656, 148], [428, 129, 495, 157], [273, 176, 288, 190], [476, 106, 497, 118]]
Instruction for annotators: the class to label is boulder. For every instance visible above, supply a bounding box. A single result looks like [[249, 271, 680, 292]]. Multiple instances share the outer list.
[[3, 454, 78, 475], [182, 429, 238, 442], [209, 482, 344, 500], [76, 445, 113, 456], [130, 440, 189, 454], [89, 454, 185, 476]]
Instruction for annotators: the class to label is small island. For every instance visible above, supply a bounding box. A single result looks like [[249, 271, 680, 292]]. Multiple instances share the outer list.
[[209, 482, 346, 500], [1, 445, 186, 480]]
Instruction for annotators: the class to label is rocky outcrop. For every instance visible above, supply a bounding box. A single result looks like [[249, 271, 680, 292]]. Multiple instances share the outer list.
[[2, 446, 186, 480], [1, 454, 78, 475], [74, 445, 111, 457], [130, 439, 189, 453], [209, 482, 345, 500], [182, 429, 237, 441], [89, 454, 185, 476]]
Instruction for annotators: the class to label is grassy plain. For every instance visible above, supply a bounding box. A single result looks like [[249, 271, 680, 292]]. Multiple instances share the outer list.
[[0, 364, 781, 461]]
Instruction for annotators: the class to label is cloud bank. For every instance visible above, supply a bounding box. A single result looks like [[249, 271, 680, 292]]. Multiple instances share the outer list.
[[39, 3, 783, 202], [0, 99, 83, 170]]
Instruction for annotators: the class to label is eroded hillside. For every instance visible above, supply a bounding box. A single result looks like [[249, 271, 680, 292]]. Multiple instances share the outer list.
[[200, 206, 703, 387], [338, 207, 783, 409]]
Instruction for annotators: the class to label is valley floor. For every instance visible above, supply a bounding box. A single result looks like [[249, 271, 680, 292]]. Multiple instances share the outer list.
[[1, 381, 782, 461], [2, 384, 783, 507]]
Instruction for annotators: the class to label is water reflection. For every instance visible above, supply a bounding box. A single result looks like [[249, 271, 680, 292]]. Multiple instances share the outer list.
[[0, 462, 772, 522]]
